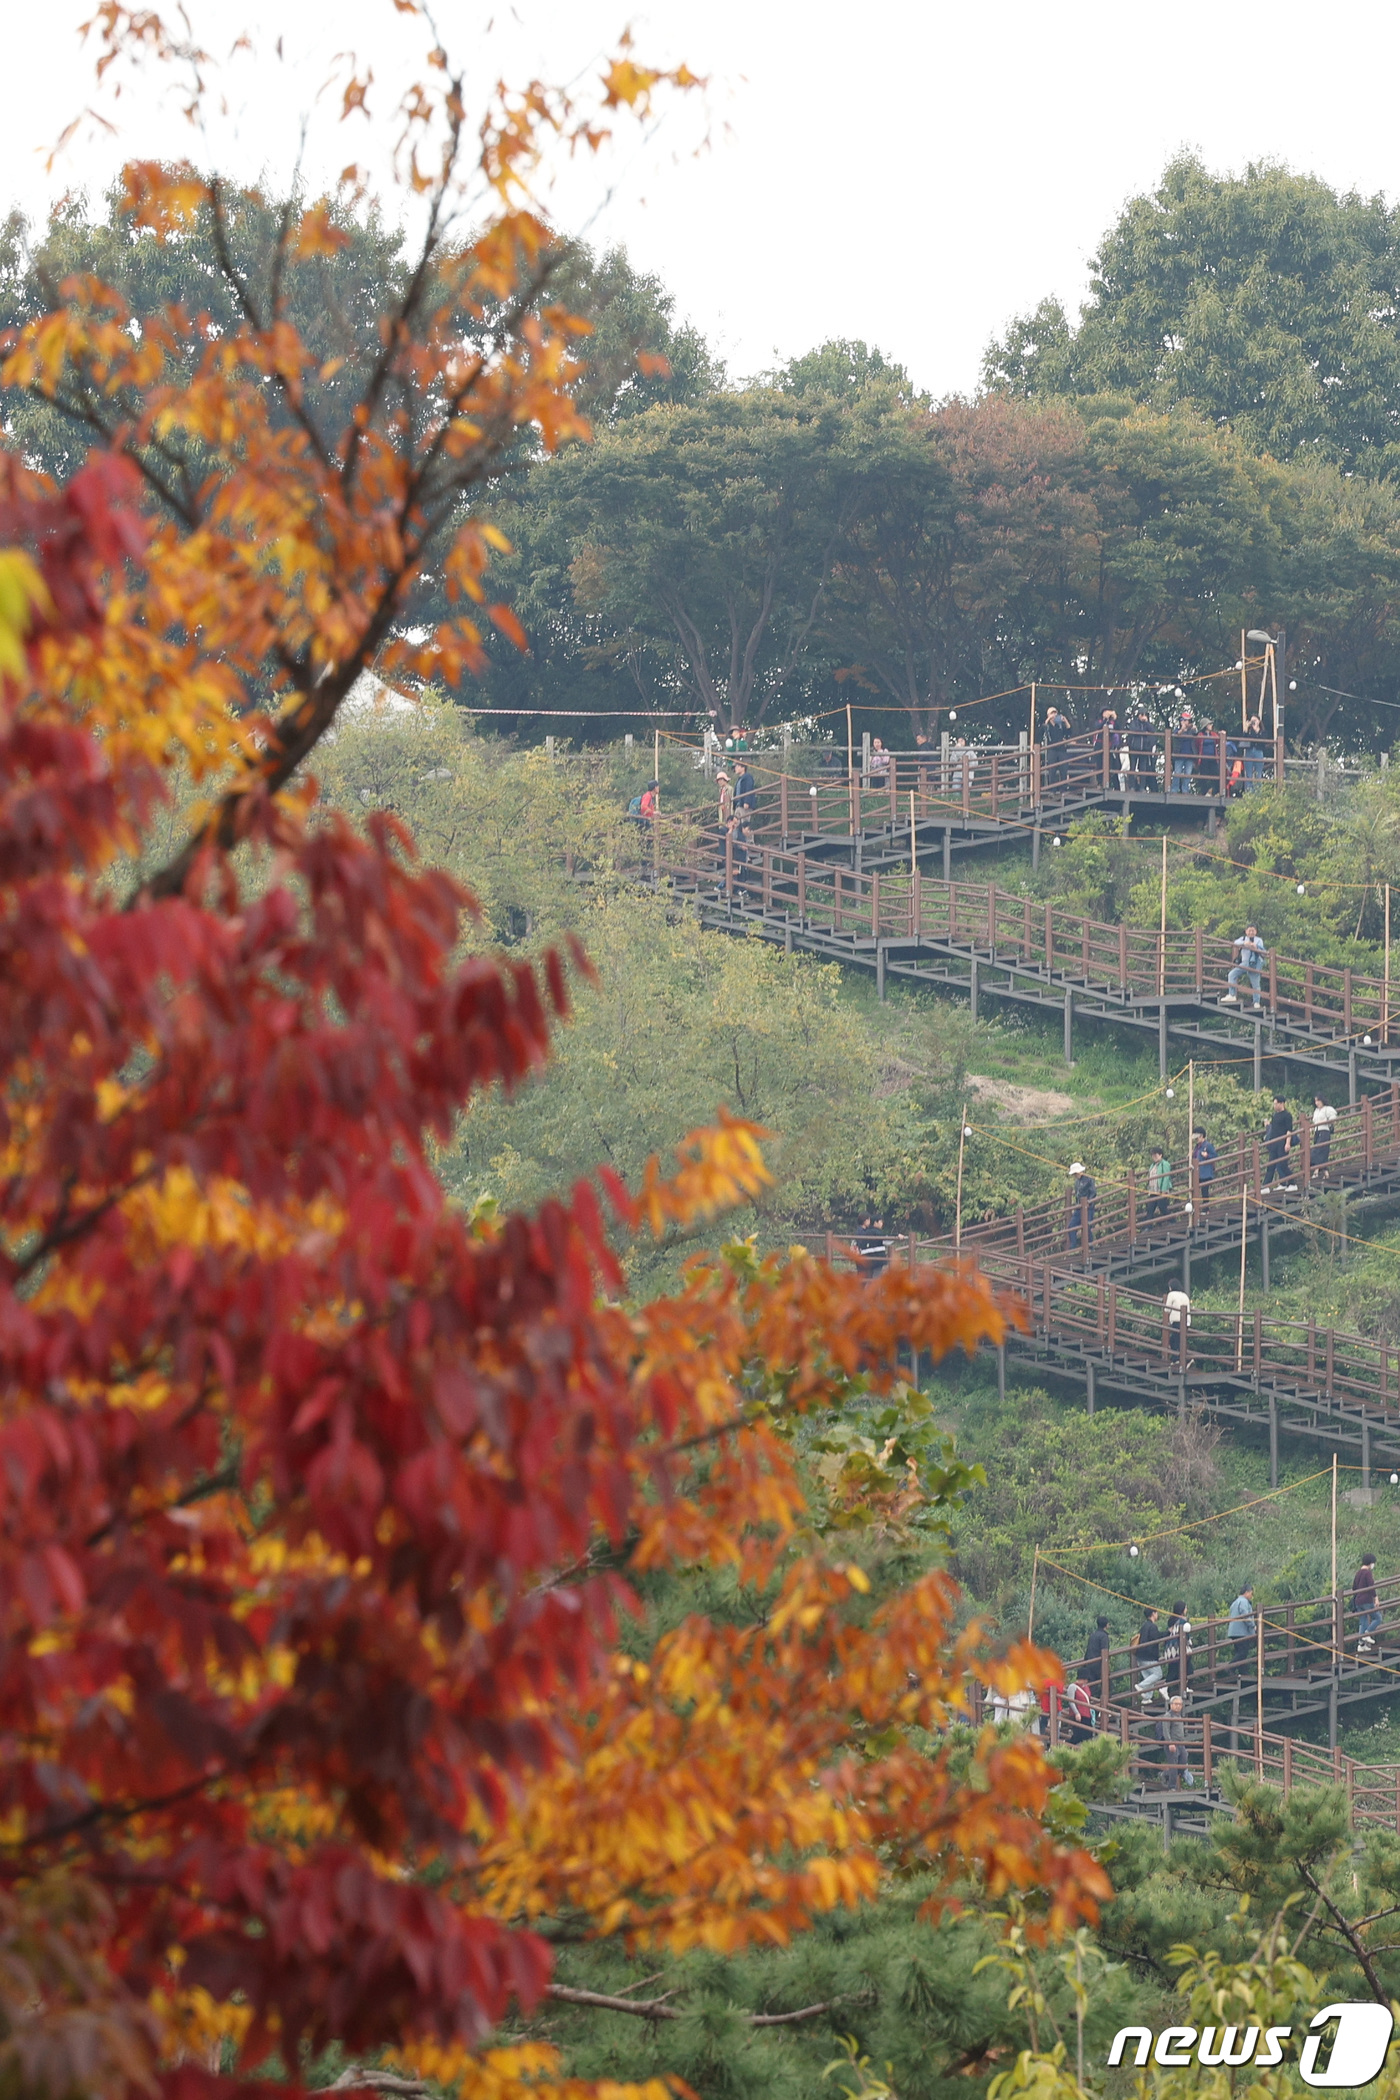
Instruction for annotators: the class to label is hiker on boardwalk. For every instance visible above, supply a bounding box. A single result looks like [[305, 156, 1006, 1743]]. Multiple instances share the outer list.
[[1243, 714, 1268, 786], [1353, 1553, 1382, 1651], [716, 769, 734, 827], [1191, 1128, 1216, 1208], [1164, 1281, 1191, 1368], [1084, 1614, 1111, 1678], [1146, 1146, 1173, 1220], [1264, 1094, 1296, 1188], [868, 737, 891, 781], [1164, 1600, 1193, 1696], [1132, 1606, 1164, 1697], [1222, 925, 1266, 1010], [735, 761, 758, 813], [1197, 719, 1223, 793], [1125, 710, 1156, 785], [1041, 706, 1073, 790], [1228, 1585, 1257, 1677], [1311, 1094, 1338, 1178], [1158, 1695, 1190, 1785], [1067, 1162, 1097, 1250], [1062, 1674, 1094, 1744], [1170, 708, 1198, 792], [853, 1217, 889, 1276]]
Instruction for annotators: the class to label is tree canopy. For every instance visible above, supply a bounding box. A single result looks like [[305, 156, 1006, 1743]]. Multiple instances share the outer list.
[[984, 155, 1400, 477]]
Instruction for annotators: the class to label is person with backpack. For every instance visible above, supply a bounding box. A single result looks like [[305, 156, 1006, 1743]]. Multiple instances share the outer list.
[[639, 779, 658, 826], [1062, 1674, 1094, 1744]]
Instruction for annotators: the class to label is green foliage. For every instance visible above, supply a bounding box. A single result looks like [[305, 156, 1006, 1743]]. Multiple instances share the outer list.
[[986, 154, 1400, 477]]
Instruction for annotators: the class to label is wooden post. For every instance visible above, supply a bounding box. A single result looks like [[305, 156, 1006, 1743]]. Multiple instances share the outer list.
[[909, 790, 917, 886], [847, 703, 855, 836], [1158, 834, 1168, 997], [1256, 1603, 1264, 1773], [1029, 682, 1037, 775], [1028, 1545, 1040, 1641], [1387, 883, 1392, 1046], [955, 1102, 968, 1253], [1237, 1187, 1248, 1370], [1332, 1453, 1339, 1671], [1241, 629, 1248, 731]]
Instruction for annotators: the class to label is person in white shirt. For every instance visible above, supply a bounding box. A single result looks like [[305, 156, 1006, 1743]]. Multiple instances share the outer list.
[[1311, 1095, 1338, 1178], [1164, 1283, 1191, 1369]]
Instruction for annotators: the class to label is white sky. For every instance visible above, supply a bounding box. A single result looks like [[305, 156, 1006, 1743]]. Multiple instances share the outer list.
[[6, 0, 1400, 397]]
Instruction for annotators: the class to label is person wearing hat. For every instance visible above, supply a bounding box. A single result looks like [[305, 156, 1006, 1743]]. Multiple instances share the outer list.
[[716, 770, 734, 826], [1067, 1162, 1097, 1251]]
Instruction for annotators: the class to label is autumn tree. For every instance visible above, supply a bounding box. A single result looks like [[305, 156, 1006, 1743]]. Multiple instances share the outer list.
[[0, 10, 1108, 2100]]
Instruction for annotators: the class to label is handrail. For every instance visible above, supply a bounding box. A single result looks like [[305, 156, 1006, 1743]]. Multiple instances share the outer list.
[[912, 1084, 1400, 1270], [711, 726, 1283, 842], [652, 821, 1397, 1044], [978, 1686, 1400, 1826]]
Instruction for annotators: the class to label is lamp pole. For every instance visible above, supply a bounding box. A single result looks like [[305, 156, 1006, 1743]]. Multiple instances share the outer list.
[[1247, 627, 1286, 758]]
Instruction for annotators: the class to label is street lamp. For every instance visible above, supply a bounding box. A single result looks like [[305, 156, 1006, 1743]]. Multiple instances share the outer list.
[[1247, 628, 1287, 753]]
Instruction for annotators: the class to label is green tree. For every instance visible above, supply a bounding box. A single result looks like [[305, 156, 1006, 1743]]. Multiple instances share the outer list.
[[985, 155, 1400, 477]]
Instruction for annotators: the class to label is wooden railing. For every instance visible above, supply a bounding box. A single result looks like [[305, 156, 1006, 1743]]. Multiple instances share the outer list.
[[912, 1087, 1400, 1272], [973, 1684, 1400, 1826], [657, 824, 1398, 1043], [721, 728, 1283, 843], [971, 1573, 1400, 1748]]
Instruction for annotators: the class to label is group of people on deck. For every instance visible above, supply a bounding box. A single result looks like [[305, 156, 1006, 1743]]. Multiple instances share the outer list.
[[1039, 704, 1271, 795]]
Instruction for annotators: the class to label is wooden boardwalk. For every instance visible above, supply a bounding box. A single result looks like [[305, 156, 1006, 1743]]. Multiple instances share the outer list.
[[982, 1682, 1400, 1841], [655, 823, 1400, 1086]]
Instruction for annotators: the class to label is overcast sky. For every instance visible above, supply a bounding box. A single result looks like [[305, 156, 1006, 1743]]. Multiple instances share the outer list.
[[6, 0, 1400, 397]]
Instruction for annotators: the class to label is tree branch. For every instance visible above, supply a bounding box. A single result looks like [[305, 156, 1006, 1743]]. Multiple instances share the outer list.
[[1296, 1861, 1391, 2005]]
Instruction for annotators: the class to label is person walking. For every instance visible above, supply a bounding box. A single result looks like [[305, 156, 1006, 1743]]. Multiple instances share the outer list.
[[1353, 1553, 1382, 1652], [1042, 706, 1073, 791], [1146, 1147, 1173, 1221], [1084, 1613, 1111, 1672], [1197, 719, 1222, 795], [1063, 1674, 1094, 1744], [1067, 1163, 1097, 1251], [734, 761, 757, 814], [1243, 714, 1267, 787], [1263, 1094, 1295, 1188], [1164, 1281, 1191, 1369], [639, 779, 659, 826], [1164, 1600, 1193, 1697], [1158, 1695, 1190, 1786], [716, 769, 734, 828], [1132, 1606, 1164, 1698], [1222, 926, 1266, 1010], [1228, 1585, 1257, 1678], [868, 737, 891, 781], [1191, 1128, 1216, 1208], [1311, 1094, 1338, 1179]]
